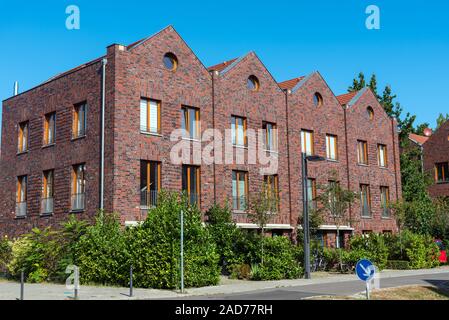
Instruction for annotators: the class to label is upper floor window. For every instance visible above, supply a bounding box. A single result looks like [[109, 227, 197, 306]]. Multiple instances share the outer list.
[[42, 170, 54, 214], [313, 93, 323, 107], [360, 184, 371, 217], [301, 130, 314, 156], [232, 171, 248, 211], [380, 186, 390, 218], [307, 178, 317, 210], [17, 121, 29, 153], [182, 165, 200, 206], [367, 106, 374, 120], [140, 99, 161, 134], [140, 161, 161, 208], [72, 103, 86, 139], [377, 144, 387, 167], [43, 112, 56, 146], [71, 164, 86, 211], [163, 53, 178, 71], [357, 140, 368, 165], [263, 122, 278, 151], [232, 116, 247, 147], [16, 175, 27, 217], [247, 75, 260, 91], [435, 162, 449, 183], [264, 175, 279, 212], [326, 134, 338, 160], [181, 106, 200, 140]]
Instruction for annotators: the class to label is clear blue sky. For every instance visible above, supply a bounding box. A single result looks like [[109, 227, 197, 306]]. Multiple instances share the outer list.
[[1, 0, 448, 136]]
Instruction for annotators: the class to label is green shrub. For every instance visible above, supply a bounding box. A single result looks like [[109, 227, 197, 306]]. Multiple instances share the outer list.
[[401, 231, 440, 269], [7, 228, 62, 283], [127, 191, 220, 289], [0, 236, 12, 274], [229, 263, 252, 280], [250, 236, 302, 281], [386, 260, 410, 270], [349, 234, 388, 270], [74, 212, 130, 286], [322, 248, 351, 271]]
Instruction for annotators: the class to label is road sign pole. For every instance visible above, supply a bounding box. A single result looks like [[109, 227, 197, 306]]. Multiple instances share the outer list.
[[366, 281, 370, 300]]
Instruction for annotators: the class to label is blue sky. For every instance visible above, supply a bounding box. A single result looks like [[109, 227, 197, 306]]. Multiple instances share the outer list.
[[1, 0, 448, 136]]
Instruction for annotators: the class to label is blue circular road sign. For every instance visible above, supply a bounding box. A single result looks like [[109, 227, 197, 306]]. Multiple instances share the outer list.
[[355, 259, 375, 281]]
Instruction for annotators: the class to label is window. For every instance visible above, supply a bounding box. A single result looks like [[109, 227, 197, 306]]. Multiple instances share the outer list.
[[16, 176, 27, 217], [380, 186, 390, 218], [435, 162, 449, 183], [140, 161, 161, 207], [357, 140, 368, 165], [181, 106, 200, 140], [43, 112, 56, 145], [307, 178, 317, 210], [72, 103, 86, 139], [232, 171, 248, 210], [71, 164, 86, 211], [182, 165, 200, 206], [263, 122, 278, 151], [377, 144, 387, 167], [326, 134, 338, 160], [231, 116, 247, 147], [360, 184, 371, 217], [367, 107, 374, 120], [247, 75, 260, 91], [140, 99, 161, 134], [264, 175, 279, 211], [163, 52, 178, 71], [301, 130, 314, 156], [17, 121, 29, 153], [313, 93, 323, 107], [42, 170, 54, 214]]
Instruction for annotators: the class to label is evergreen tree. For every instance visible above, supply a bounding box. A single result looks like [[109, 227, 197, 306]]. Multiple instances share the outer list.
[[379, 85, 397, 116], [348, 72, 366, 92], [368, 74, 379, 98], [414, 122, 431, 136], [436, 113, 449, 130]]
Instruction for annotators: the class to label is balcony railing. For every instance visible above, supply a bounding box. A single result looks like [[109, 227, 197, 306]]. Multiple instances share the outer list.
[[15, 201, 27, 217], [140, 190, 159, 208], [71, 193, 85, 211], [232, 196, 248, 211], [41, 197, 54, 214]]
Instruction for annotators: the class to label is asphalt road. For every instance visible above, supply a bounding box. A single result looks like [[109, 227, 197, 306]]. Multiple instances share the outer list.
[[175, 272, 449, 300]]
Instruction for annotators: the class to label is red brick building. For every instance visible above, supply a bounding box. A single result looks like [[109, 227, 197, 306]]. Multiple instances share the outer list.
[[0, 26, 402, 243], [422, 121, 449, 198]]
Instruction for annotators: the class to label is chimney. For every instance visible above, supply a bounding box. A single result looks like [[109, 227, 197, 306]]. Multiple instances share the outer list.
[[13, 81, 19, 96]]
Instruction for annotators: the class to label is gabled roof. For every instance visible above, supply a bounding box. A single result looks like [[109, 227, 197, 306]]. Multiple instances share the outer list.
[[408, 133, 429, 146], [207, 58, 238, 72], [278, 77, 305, 91], [336, 91, 358, 106]]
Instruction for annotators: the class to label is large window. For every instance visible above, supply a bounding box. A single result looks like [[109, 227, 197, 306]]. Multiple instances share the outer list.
[[231, 116, 247, 147], [17, 121, 29, 153], [301, 130, 314, 156], [360, 184, 371, 217], [263, 122, 278, 151], [264, 175, 279, 211], [140, 161, 161, 207], [357, 140, 368, 165], [43, 112, 56, 146], [377, 144, 387, 168], [181, 106, 200, 140], [307, 178, 317, 210], [435, 162, 449, 183], [140, 99, 161, 134], [380, 186, 390, 218], [182, 165, 200, 205], [72, 103, 86, 139], [16, 175, 27, 217], [326, 134, 338, 160], [232, 171, 248, 210], [42, 170, 54, 214], [71, 164, 86, 211]]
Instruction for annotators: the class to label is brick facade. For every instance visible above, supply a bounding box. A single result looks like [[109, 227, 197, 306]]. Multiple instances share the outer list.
[[423, 120, 449, 198], [0, 26, 402, 242]]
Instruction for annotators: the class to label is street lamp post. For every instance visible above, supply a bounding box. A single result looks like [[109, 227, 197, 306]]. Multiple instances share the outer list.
[[302, 153, 325, 280]]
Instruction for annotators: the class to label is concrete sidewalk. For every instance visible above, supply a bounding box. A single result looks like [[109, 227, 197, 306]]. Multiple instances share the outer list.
[[1, 266, 449, 300]]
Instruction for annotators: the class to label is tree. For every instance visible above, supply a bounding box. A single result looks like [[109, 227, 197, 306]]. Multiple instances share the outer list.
[[436, 113, 449, 130], [348, 72, 366, 92], [414, 122, 431, 136], [313, 175, 358, 271], [248, 182, 279, 265], [368, 74, 379, 98]]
